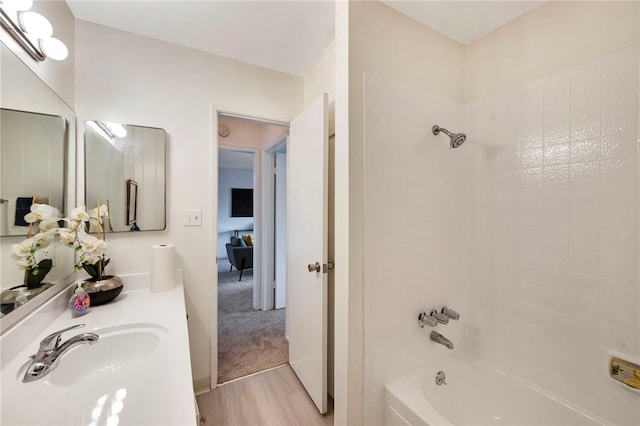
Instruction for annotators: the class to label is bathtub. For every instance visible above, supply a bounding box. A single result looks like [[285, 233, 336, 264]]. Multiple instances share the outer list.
[[384, 356, 610, 426]]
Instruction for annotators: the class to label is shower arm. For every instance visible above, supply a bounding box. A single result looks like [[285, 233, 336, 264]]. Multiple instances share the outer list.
[[432, 125, 453, 138]]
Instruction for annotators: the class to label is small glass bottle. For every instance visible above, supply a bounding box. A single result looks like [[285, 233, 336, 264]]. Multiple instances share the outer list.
[[68, 283, 90, 317]]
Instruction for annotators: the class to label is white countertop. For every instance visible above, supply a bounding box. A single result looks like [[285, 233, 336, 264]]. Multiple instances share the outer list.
[[0, 279, 197, 426]]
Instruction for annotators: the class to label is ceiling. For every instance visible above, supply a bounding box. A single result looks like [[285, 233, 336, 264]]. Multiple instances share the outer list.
[[381, 1, 546, 45], [66, 1, 546, 77]]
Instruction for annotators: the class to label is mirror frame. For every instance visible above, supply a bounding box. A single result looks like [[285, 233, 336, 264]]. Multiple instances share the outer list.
[[84, 122, 167, 232]]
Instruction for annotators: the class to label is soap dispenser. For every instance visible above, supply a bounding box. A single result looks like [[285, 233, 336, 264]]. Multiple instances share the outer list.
[[13, 288, 28, 309], [69, 283, 90, 317]]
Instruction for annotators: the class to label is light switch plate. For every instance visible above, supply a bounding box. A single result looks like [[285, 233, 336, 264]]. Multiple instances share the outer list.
[[183, 209, 203, 226]]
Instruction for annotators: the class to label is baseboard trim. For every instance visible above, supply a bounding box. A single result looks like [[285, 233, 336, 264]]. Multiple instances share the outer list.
[[193, 377, 211, 395]]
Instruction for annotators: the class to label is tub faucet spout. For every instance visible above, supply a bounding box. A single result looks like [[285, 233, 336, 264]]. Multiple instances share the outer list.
[[430, 331, 454, 350]]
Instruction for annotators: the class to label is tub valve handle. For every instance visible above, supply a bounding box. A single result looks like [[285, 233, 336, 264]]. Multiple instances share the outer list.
[[430, 309, 449, 324], [441, 306, 460, 321], [418, 312, 437, 328]]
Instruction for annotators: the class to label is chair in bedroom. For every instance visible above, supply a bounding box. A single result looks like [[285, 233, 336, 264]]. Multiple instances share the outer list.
[[225, 236, 253, 281]]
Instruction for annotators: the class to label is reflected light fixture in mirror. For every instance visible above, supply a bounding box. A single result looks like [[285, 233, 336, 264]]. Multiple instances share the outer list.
[[0, 0, 68, 61]]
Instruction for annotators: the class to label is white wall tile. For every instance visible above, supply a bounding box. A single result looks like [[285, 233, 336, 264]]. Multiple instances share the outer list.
[[542, 207, 569, 228], [600, 182, 637, 207], [600, 157, 637, 183], [569, 207, 600, 230], [571, 137, 601, 163], [569, 229, 599, 253], [570, 184, 600, 207], [569, 251, 600, 277], [542, 247, 569, 271]]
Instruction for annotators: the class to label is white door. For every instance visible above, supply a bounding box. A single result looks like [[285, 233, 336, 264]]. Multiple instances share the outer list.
[[274, 152, 287, 309], [287, 93, 329, 414]]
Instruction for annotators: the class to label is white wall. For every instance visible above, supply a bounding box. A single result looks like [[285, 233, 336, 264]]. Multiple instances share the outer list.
[[75, 19, 303, 385], [217, 167, 254, 259], [304, 45, 335, 108]]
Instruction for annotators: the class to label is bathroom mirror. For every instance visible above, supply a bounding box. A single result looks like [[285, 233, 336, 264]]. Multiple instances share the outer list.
[[0, 43, 76, 332], [0, 108, 67, 237], [85, 122, 166, 232]]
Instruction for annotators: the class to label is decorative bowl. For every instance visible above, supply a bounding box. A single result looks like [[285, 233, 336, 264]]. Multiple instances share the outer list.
[[82, 275, 123, 306]]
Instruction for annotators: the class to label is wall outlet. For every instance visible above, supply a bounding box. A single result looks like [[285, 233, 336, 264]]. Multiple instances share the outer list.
[[183, 209, 203, 226]]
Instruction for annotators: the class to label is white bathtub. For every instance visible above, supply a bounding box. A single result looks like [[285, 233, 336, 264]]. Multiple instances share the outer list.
[[384, 356, 610, 426]]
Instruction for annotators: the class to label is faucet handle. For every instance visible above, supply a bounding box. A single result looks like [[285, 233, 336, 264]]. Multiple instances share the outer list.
[[430, 309, 449, 324], [441, 306, 460, 320], [418, 312, 438, 328], [39, 324, 85, 351]]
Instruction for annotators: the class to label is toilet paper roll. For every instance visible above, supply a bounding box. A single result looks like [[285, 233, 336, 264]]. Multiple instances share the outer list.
[[150, 244, 175, 292]]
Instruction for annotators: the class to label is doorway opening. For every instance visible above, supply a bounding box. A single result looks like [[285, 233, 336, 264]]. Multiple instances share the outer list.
[[216, 114, 289, 384]]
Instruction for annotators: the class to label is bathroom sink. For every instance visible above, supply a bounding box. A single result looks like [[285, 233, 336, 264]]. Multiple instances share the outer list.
[[18, 323, 168, 387]]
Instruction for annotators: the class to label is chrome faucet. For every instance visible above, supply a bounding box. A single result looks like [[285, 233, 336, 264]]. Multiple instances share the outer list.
[[430, 331, 454, 350], [23, 324, 99, 383]]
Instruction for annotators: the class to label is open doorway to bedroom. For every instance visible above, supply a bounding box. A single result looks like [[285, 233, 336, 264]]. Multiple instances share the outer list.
[[216, 114, 289, 384]]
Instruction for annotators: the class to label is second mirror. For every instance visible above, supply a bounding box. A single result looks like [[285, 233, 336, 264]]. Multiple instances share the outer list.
[[85, 121, 166, 232]]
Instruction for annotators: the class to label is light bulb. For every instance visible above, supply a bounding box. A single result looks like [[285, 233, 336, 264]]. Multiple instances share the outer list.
[[40, 37, 68, 61], [1, 0, 33, 12], [19, 11, 53, 38], [106, 122, 127, 138]]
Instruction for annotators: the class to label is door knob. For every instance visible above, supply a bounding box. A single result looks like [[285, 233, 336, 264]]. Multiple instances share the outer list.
[[308, 262, 321, 273]]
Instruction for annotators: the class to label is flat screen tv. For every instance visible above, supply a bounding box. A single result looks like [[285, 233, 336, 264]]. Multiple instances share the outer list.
[[231, 188, 253, 217]]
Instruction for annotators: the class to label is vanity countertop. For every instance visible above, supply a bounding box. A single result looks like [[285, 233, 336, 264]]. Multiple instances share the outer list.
[[0, 282, 197, 425]]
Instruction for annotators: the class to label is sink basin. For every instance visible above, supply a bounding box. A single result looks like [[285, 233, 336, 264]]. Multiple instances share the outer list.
[[18, 323, 168, 387]]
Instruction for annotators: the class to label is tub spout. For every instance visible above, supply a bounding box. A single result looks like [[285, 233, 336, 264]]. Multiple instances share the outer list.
[[430, 331, 454, 350]]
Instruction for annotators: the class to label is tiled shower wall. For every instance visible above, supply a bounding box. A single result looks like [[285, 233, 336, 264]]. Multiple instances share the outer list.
[[363, 45, 639, 425], [464, 44, 639, 425], [363, 72, 467, 425]]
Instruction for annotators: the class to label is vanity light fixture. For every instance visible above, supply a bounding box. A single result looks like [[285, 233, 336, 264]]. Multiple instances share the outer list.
[[89, 121, 127, 143], [0, 0, 68, 61], [18, 10, 51, 38]]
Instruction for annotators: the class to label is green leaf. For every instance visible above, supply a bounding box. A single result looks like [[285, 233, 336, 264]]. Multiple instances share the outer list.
[[82, 263, 100, 279], [26, 259, 53, 288]]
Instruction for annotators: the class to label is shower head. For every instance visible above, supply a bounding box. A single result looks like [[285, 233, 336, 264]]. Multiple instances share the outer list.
[[432, 125, 467, 149]]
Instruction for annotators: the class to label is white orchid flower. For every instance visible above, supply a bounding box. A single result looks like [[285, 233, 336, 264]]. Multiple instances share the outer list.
[[69, 206, 89, 222], [24, 204, 59, 223], [58, 228, 77, 246], [89, 204, 109, 219], [82, 253, 103, 265], [79, 234, 107, 255], [11, 239, 37, 269], [31, 232, 55, 249], [11, 239, 32, 259], [39, 218, 60, 231]]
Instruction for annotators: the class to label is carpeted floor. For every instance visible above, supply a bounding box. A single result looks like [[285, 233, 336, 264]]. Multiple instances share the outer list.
[[217, 258, 288, 384]]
